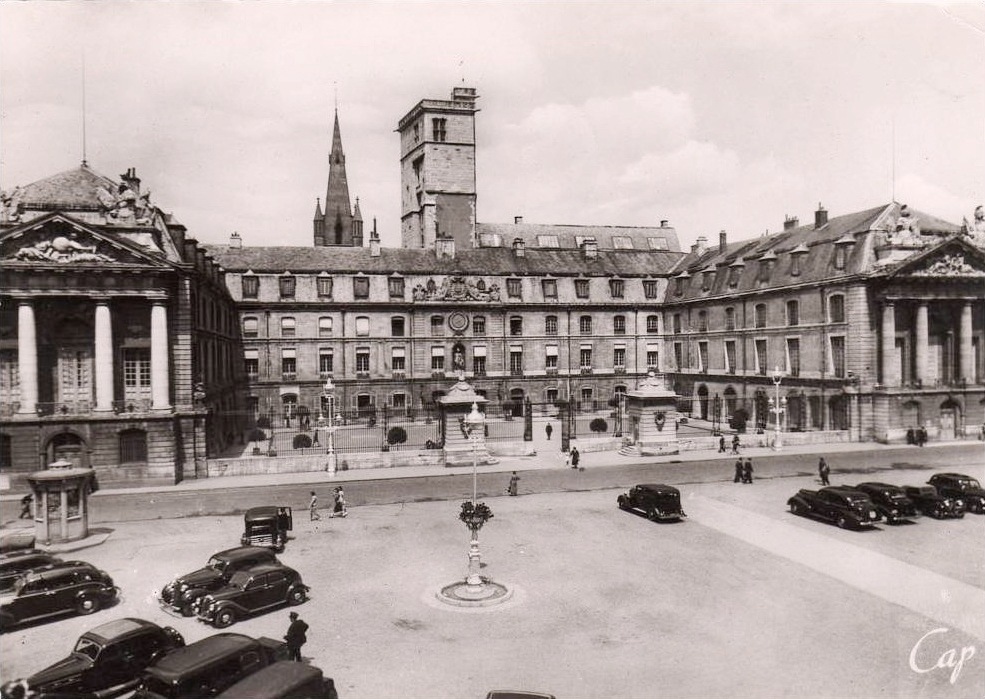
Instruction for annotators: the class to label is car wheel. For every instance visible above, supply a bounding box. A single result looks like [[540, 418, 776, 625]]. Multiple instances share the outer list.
[[180, 603, 195, 617], [646, 508, 658, 521], [214, 608, 236, 628], [77, 594, 101, 615], [790, 502, 801, 515], [288, 586, 307, 606], [836, 516, 848, 529], [955, 512, 965, 519]]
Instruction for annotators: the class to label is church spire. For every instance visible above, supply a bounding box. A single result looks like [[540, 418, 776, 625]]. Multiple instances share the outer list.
[[314, 108, 355, 246]]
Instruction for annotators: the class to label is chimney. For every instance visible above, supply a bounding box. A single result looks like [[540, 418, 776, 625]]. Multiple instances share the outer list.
[[512, 238, 525, 257], [229, 231, 242, 248], [369, 220, 381, 257], [120, 167, 141, 194], [435, 235, 455, 259], [582, 239, 599, 260], [660, 220, 669, 227], [719, 229, 727, 253], [694, 236, 707, 254], [814, 203, 828, 229], [514, 215, 524, 224], [783, 215, 799, 231]]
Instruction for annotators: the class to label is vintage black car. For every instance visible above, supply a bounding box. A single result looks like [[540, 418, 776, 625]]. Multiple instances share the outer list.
[[160, 546, 280, 617], [6, 618, 185, 698], [851, 483, 919, 524], [787, 486, 882, 529], [927, 473, 985, 514], [134, 633, 287, 699], [194, 563, 308, 628], [0, 549, 62, 593], [241, 506, 293, 552], [617, 484, 686, 521], [902, 485, 965, 519], [216, 661, 339, 699], [0, 561, 118, 631]]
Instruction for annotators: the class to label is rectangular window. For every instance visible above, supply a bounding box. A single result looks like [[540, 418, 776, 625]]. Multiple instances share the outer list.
[[317, 277, 333, 298], [318, 350, 333, 375], [243, 317, 258, 338], [510, 350, 523, 375], [279, 276, 295, 298], [575, 279, 590, 298], [643, 280, 660, 299], [786, 338, 800, 377], [613, 347, 626, 369], [728, 265, 743, 288], [123, 349, 151, 387], [510, 317, 523, 336], [541, 279, 558, 299], [392, 393, 407, 410], [609, 279, 625, 298], [646, 349, 659, 370], [356, 350, 370, 374], [755, 304, 767, 328], [611, 236, 634, 249], [280, 317, 296, 338], [725, 308, 736, 331], [579, 316, 592, 334], [787, 301, 799, 326], [646, 315, 659, 333], [546, 388, 559, 403], [391, 348, 406, 372], [698, 341, 709, 372], [545, 316, 558, 335], [673, 314, 682, 334], [431, 316, 444, 336], [432, 117, 447, 141], [580, 348, 593, 370], [613, 316, 626, 335], [355, 316, 370, 337], [829, 295, 845, 323], [545, 347, 559, 370], [473, 354, 486, 376], [673, 342, 684, 370], [244, 350, 259, 379], [507, 278, 522, 298], [388, 277, 404, 298], [281, 349, 297, 378], [318, 317, 333, 337], [431, 347, 445, 371], [242, 276, 259, 299], [472, 316, 486, 335], [755, 339, 768, 376], [391, 317, 405, 337], [830, 336, 846, 378], [725, 340, 737, 374], [353, 277, 370, 299]]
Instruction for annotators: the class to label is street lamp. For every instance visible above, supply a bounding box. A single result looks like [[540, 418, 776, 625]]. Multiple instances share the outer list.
[[463, 402, 488, 587], [768, 366, 787, 450], [319, 378, 339, 475]]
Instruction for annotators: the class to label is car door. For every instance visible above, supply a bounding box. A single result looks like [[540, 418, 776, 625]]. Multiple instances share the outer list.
[[263, 571, 290, 608], [238, 573, 268, 612], [94, 639, 133, 689]]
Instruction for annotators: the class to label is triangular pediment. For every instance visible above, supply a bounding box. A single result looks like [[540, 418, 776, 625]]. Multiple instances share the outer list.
[[887, 236, 985, 279], [0, 213, 171, 268]]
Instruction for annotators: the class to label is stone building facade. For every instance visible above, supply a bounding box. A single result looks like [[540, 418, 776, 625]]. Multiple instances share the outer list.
[[0, 165, 247, 487], [660, 202, 985, 442]]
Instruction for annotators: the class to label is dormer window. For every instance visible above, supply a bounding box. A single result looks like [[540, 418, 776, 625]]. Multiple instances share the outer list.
[[674, 272, 689, 296], [242, 274, 259, 299], [758, 251, 777, 284], [279, 275, 295, 299], [575, 279, 590, 299], [609, 279, 625, 298], [790, 244, 809, 277], [833, 235, 854, 271], [728, 261, 744, 288], [701, 267, 715, 292]]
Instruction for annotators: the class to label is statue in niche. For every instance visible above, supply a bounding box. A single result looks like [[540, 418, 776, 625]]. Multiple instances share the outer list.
[[962, 205, 985, 248], [0, 187, 22, 222]]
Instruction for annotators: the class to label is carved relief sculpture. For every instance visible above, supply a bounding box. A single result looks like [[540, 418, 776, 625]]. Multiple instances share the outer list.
[[411, 276, 503, 302], [911, 254, 985, 278], [11, 235, 115, 263], [962, 205, 985, 248]]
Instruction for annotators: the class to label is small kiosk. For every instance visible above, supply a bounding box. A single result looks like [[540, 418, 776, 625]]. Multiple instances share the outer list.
[[622, 372, 680, 456], [27, 460, 96, 545], [437, 376, 492, 467]]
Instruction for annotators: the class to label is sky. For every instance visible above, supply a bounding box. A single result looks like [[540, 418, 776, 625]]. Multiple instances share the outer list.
[[1, 1, 984, 251]]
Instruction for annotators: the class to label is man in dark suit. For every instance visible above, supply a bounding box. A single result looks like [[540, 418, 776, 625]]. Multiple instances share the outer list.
[[285, 611, 308, 661]]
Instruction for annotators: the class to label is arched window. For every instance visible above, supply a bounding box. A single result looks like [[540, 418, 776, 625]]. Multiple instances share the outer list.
[[119, 429, 148, 464]]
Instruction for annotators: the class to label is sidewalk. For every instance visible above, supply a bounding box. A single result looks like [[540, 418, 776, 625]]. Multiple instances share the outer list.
[[24, 437, 977, 500]]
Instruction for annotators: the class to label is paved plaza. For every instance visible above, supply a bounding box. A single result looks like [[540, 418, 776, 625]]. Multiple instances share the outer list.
[[1, 451, 983, 699]]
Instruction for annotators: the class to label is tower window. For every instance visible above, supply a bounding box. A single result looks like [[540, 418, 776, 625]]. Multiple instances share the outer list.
[[433, 118, 447, 142]]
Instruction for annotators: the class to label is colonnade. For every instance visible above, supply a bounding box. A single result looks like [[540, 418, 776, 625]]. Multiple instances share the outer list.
[[880, 299, 977, 386], [15, 298, 171, 414]]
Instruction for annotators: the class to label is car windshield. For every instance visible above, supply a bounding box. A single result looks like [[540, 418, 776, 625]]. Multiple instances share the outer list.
[[843, 494, 870, 505], [207, 556, 229, 573], [73, 637, 102, 660]]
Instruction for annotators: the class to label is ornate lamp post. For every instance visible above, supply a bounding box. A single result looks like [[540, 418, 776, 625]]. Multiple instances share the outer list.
[[768, 366, 787, 450], [318, 378, 339, 474], [460, 402, 491, 587]]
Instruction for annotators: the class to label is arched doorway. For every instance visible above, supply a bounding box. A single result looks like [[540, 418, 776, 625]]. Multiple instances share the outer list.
[[46, 432, 88, 469], [786, 393, 805, 431], [697, 384, 709, 421], [939, 399, 960, 440], [754, 390, 768, 431], [723, 386, 737, 423]]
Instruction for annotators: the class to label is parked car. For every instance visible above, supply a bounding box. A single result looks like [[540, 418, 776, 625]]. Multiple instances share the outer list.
[[133, 633, 287, 699], [485, 693, 557, 699], [160, 546, 280, 617], [851, 483, 919, 523], [787, 486, 882, 529], [0, 549, 62, 593], [5, 617, 185, 698], [927, 473, 985, 514], [216, 660, 338, 699], [194, 563, 309, 628], [241, 506, 293, 552], [902, 485, 965, 519], [617, 484, 686, 522], [0, 561, 118, 631]]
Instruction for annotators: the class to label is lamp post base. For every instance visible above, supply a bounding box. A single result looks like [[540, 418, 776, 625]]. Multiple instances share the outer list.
[[436, 579, 513, 607]]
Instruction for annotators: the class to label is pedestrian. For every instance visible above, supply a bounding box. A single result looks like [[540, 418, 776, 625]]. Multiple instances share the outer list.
[[18, 493, 32, 519], [818, 458, 830, 486], [508, 471, 520, 496], [734, 459, 743, 483], [545, 423, 553, 441], [309, 491, 320, 521], [742, 458, 754, 484], [917, 425, 927, 447], [564, 451, 571, 468], [719, 435, 726, 453], [732, 434, 740, 454], [312, 430, 320, 447], [332, 486, 348, 518], [570, 447, 580, 470], [284, 611, 308, 662]]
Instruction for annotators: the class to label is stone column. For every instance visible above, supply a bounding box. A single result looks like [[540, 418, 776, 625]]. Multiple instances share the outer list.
[[17, 301, 38, 414], [914, 302, 928, 386], [881, 302, 900, 387], [94, 302, 114, 411], [151, 301, 171, 410], [960, 301, 974, 384]]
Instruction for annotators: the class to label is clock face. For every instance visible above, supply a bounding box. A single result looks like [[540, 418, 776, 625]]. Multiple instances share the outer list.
[[448, 311, 469, 333]]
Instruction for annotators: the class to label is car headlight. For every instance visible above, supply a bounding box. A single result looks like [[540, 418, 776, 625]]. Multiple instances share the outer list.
[[956, 499, 964, 508]]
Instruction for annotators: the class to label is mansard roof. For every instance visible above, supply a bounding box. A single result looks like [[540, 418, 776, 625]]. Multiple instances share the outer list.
[[475, 221, 681, 253], [205, 243, 683, 277], [664, 202, 962, 302], [13, 164, 118, 210]]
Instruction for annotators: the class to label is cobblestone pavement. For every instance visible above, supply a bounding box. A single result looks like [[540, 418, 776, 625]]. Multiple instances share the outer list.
[[2, 462, 983, 699]]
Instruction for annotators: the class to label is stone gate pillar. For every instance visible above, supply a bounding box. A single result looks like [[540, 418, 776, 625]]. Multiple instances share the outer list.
[[622, 372, 679, 456]]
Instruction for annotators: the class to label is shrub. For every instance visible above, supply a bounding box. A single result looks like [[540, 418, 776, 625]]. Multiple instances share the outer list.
[[387, 426, 408, 446], [256, 416, 271, 429], [292, 434, 313, 449], [589, 417, 608, 434], [248, 428, 267, 443]]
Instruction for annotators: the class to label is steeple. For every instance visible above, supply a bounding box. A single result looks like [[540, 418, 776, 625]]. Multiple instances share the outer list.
[[352, 196, 364, 247], [313, 108, 356, 246]]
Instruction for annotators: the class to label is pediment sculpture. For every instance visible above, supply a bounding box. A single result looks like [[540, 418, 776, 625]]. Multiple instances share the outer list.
[[412, 276, 501, 302], [97, 184, 155, 225], [910, 253, 985, 278], [10, 235, 116, 263], [962, 205, 985, 248], [0, 187, 22, 223]]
